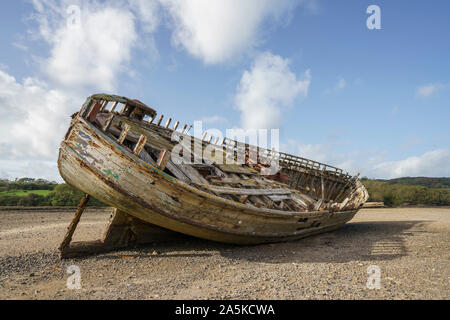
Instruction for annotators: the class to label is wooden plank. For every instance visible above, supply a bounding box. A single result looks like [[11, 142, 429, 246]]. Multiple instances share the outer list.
[[268, 195, 291, 202], [139, 149, 156, 165], [217, 164, 256, 175], [173, 163, 208, 184], [165, 161, 190, 183], [205, 186, 291, 196], [87, 102, 103, 122]]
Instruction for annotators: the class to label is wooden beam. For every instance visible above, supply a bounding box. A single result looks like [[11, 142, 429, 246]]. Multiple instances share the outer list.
[[173, 121, 180, 131], [117, 124, 131, 144], [58, 194, 90, 252], [134, 135, 148, 155], [156, 115, 164, 126], [157, 149, 171, 170], [205, 185, 291, 196]]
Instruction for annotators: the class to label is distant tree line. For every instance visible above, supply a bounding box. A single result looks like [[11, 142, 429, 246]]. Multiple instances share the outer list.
[[0, 178, 57, 192], [361, 177, 450, 207], [1, 177, 449, 208], [0, 178, 106, 207]]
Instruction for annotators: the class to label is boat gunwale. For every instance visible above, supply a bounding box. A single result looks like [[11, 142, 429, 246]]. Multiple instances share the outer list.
[[65, 116, 361, 221]]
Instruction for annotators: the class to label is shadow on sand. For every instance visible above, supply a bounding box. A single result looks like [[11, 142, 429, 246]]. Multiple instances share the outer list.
[[92, 220, 432, 264]]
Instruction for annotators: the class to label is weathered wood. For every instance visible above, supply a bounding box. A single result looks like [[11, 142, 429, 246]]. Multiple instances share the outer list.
[[205, 185, 291, 196], [156, 115, 164, 126], [58, 194, 90, 252], [134, 135, 148, 155], [166, 161, 190, 183], [87, 102, 103, 122], [102, 114, 114, 132], [268, 195, 291, 202], [157, 149, 171, 170], [173, 163, 208, 184], [117, 124, 131, 144], [217, 164, 256, 175], [173, 121, 180, 131]]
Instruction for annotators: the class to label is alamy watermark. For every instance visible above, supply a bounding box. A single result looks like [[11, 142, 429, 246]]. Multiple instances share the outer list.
[[366, 265, 381, 290], [66, 265, 81, 290], [67, 5, 81, 29], [367, 5, 381, 30], [170, 121, 281, 176]]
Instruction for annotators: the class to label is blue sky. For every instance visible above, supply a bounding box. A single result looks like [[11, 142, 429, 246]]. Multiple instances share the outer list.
[[0, 0, 449, 181]]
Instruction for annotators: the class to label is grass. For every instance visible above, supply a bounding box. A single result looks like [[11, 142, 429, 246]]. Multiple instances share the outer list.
[[0, 190, 53, 197]]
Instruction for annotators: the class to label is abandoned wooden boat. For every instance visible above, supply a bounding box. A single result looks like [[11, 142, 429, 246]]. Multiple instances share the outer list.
[[58, 94, 369, 258]]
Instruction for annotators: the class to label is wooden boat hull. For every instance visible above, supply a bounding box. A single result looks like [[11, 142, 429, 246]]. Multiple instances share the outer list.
[[58, 118, 360, 246]]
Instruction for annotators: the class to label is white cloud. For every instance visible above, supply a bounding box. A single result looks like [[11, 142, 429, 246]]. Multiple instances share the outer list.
[[417, 84, 438, 97], [370, 150, 450, 179], [159, 0, 301, 64], [31, 0, 138, 91], [0, 70, 75, 160], [416, 83, 448, 98], [325, 77, 347, 94], [129, 0, 161, 33], [284, 139, 450, 179], [235, 52, 310, 130], [200, 116, 227, 125], [0, 0, 158, 180]]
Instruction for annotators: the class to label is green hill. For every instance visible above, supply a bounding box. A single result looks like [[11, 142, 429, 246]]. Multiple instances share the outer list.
[[361, 177, 450, 207]]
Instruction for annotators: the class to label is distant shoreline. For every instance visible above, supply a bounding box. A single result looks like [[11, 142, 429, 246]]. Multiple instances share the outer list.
[[1, 205, 450, 212]]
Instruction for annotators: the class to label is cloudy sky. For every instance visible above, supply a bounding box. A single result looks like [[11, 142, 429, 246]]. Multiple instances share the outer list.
[[0, 0, 449, 182]]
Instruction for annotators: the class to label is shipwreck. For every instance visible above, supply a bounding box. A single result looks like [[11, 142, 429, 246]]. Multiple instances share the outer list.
[[58, 94, 369, 258]]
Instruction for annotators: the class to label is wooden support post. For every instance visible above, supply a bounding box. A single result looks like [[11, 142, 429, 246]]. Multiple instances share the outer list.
[[102, 114, 114, 132], [181, 124, 188, 134], [202, 132, 208, 141], [59, 194, 90, 253], [173, 121, 180, 131], [157, 149, 171, 170], [165, 118, 172, 128], [134, 135, 148, 155], [110, 101, 119, 113], [321, 169, 325, 201], [156, 115, 164, 126], [118, 124, 131, 144]]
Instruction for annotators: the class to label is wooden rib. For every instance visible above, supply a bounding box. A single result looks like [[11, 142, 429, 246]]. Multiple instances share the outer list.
[[173, 121, 180, 131], [156, 149, 171, 170], [110, 101, 119, 113], [133, 135, 148, 155], [102, 114, 114, 132], [202, 132, 208, 141], [156, 115, 164, 126], [181, 124, 188, 134], [117, 124, 131, 144], [165, 118, 172, 129]]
